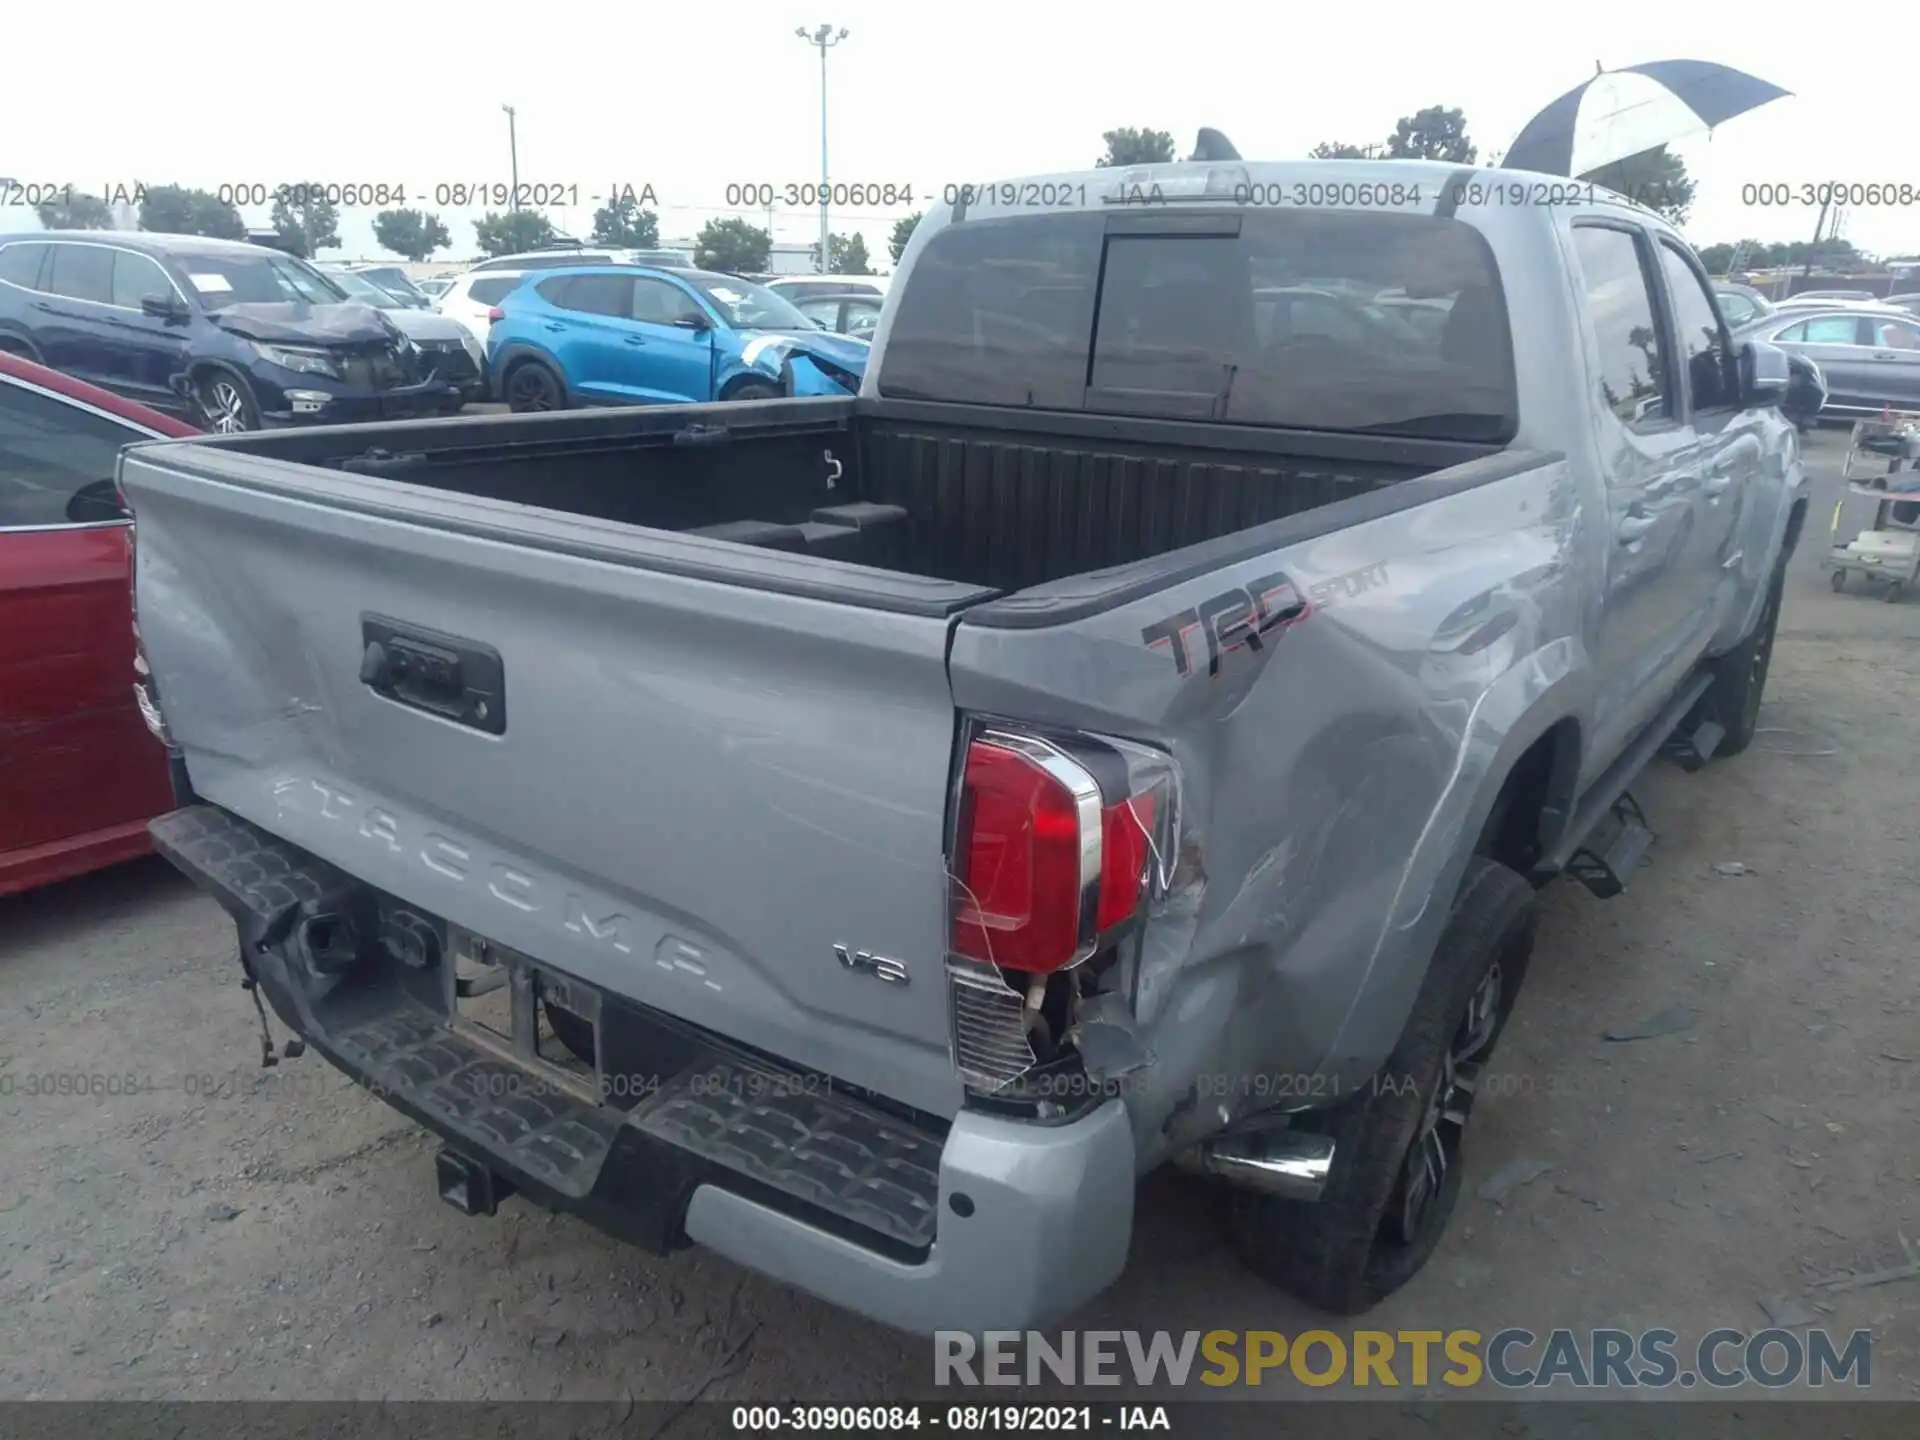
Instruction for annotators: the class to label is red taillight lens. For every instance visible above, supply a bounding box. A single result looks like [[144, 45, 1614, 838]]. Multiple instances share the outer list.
[[487, 307, 504, 322], [1097, 792, 1156, 931], [952, 731, 1173, 975], [953, 739, 1091, 974]]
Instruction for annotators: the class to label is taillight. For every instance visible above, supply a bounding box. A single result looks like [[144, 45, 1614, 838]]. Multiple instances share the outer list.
[[951, 728, 1176, 975], [487, 307, 504, 322]]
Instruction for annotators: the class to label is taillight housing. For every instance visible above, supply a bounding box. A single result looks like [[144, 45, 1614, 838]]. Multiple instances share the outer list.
[[951, 727, 1178, 975], [486, 306, 504, 322]]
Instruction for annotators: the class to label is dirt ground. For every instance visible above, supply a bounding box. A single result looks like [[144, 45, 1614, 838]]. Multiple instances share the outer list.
[[2, 429, 1916, 1405]]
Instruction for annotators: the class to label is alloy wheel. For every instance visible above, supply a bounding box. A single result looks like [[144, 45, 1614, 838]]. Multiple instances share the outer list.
[[204, 381, 249, 434], [508, 368, 555, 411], [1384, 959, 1504, 1247]]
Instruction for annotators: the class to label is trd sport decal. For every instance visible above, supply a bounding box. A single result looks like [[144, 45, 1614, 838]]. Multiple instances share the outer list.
[[1142, 571, 1311, 679]]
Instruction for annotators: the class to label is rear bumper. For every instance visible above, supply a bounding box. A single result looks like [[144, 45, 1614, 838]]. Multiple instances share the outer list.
[[148, 802, 1134, 1333]]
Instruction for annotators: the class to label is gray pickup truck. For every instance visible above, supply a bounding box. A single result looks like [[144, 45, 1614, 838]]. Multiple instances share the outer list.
[[126, 152, 1817, 1334]]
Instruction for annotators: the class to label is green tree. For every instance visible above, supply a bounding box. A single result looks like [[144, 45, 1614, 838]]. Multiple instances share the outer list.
[[473, 210, 557, 257], [1310, 141, 1377, 159], [694, 217, 770, 273], [1584, 146, 1695, 226], [1695, 242, 1737, 274], [888, 211, 922, 263], [373, 208, 452, 262], [138, 185, 245, 240], [1385, 105, 1477, 163], [821, 232, 872, 274], [268, 184, 341, 259], [35, 189, 115, 229], [591, 194, 660, 247], [1096, 127, 1176, 167]]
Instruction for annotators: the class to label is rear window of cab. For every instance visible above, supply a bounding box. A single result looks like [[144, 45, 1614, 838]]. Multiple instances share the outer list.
[[877, 210, 1516, 443]]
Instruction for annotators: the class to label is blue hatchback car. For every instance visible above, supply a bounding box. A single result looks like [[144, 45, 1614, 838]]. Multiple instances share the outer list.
[[486, 266, 870, 411]]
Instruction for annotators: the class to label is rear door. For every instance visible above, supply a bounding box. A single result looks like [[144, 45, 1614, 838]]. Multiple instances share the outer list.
[[121, 444, 983, 1116], [1568, 221, 1709, 772], [37, 242, 120, 388], [0, 373, 174, 877], [534, 274, 641, 403], [1859, 315, 1920, 408]]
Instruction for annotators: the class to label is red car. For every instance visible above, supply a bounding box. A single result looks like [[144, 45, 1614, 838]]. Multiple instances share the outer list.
[[0, 351, 199, 897]]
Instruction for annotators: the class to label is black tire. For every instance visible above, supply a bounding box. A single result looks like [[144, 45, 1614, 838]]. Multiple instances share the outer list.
[[724, 379, 782, 402], [543, 1005, 596, 1067], [1707, 558, 1786, 759], [0, 336, 41, 363], [1229, 858, 1536, 1316], [195, 370, 259, 434], [1885, 582, 1905, 604], [503, 359, 565, 412], [1830, 568, 1847, 593]]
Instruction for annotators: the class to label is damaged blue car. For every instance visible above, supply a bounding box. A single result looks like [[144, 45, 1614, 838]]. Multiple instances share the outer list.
[[486, 265, 869, 411]]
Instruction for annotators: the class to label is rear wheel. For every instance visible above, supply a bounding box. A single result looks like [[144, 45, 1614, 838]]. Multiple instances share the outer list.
[[1228, 858, 1535, 1314], [504, 360, 564, 412], [196, 371, 259, 434], [725, 379, 781, 402]]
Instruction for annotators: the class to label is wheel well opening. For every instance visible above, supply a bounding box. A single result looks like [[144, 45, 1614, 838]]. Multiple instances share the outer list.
[[1476, 720, 1581, 880]]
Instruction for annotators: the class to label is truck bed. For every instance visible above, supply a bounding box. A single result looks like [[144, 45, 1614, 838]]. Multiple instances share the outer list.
[[184, 396, 1480, 597]]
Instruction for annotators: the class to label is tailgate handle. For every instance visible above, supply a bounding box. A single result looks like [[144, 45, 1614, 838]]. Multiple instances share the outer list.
[[359, 615, 507, 735]]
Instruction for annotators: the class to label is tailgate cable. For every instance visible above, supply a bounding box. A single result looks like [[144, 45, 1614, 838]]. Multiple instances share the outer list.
[[237, 946, 305, 1068]]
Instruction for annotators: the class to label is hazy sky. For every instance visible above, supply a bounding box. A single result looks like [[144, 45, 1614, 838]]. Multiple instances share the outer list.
[[3, 1, 1912, 266]]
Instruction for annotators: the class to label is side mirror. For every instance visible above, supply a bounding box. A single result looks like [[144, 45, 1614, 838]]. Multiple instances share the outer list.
[[671, 313, 712, 333], [1739, 339, 1791, 409], [1782, 353, 1828, 428], [65, 477, 130, 524], [141, 294, 188, 322]]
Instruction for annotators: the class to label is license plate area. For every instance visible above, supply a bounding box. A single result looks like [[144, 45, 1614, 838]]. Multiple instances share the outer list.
[[446, 925, 603, 1103]]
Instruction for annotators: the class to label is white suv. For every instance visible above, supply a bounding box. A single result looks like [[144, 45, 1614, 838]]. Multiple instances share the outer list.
[[435, 270, 528, 345]]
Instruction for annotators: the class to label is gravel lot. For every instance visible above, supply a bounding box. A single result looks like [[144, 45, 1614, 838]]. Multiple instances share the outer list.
[[2, 429, 1916, 1405]]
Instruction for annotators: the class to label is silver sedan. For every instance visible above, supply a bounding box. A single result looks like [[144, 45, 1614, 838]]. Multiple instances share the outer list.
[[1735, 306, 1920, 415]]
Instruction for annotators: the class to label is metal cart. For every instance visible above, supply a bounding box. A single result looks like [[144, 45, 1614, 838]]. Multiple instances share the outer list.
[[1827, 416, 1920, 601]]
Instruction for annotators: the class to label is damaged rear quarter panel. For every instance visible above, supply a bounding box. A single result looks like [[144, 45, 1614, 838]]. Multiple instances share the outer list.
[[946, 457, 1585, 1167]]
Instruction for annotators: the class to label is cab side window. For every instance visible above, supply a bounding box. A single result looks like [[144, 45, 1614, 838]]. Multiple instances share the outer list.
[[1571, 224, 1673, 428], [1658, 242, 1737, 413]]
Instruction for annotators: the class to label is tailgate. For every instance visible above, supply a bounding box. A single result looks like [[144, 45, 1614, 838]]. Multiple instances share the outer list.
[[121, 441, 993, 1118]]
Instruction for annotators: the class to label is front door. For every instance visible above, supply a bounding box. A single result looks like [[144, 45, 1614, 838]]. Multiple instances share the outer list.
[[623, 277, 717, 402], [1654, 238, 1763, 642], [101, 250, 195, 412]]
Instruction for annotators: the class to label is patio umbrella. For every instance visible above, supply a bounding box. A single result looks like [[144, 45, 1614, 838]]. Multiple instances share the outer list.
[[1505, 60, 1790, 177]]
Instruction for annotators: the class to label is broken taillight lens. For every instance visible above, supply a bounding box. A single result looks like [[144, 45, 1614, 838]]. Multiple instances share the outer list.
[[952, 728, 1176, 974]]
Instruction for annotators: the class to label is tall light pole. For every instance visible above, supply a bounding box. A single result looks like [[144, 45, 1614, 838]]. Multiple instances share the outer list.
[[501, 104, 520, 209], [795, 24, 849, 274]]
